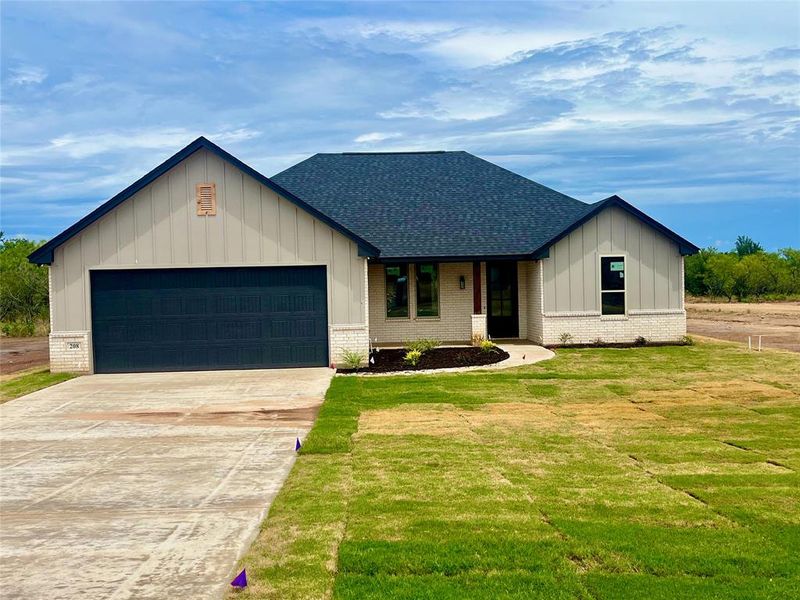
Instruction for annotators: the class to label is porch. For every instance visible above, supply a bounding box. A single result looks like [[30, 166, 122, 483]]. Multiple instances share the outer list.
[[367, 260, 540, 346]]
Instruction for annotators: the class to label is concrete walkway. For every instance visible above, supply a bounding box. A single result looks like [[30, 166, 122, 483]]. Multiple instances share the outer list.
[[0, 368, 333, 600], [346, 341, 554, 376]]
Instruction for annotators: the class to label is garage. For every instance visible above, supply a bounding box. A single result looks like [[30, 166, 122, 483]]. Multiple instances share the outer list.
[[90, 266, 328, 373]]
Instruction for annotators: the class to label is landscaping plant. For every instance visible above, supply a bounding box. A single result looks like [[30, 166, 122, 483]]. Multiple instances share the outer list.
[[403, 349, 422, 367], [340, 349, 366, 371], [404, 338, 441, 354], [479, 339, 497, 353]]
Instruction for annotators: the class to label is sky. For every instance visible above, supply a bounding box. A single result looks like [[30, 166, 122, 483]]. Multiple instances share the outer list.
[[1, 1, 799, 251]]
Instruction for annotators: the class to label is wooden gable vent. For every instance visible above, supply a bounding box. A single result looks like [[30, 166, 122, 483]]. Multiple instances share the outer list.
[[195, 183, 217, 216]]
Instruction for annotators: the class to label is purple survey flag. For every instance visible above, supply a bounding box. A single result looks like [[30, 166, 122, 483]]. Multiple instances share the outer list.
[[295, 437, 302, 451], [231, 568, 247, 588]]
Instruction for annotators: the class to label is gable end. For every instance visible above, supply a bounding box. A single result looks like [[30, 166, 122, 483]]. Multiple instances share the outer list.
[[29, 137, 379, 264], [531, 195, 699, 259]]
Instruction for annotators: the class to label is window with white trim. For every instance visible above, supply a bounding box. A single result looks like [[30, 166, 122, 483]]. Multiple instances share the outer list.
[[600, 256, 625, 315]]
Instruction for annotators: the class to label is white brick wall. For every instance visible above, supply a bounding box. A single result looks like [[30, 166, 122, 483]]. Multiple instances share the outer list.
[[471, 314, 487, 340], [526, 260, 543, 343], [329, 324, 370, 366], [368, 262, 475, 344], [540, 310, 686, 345], [49, 331, 91, 373], [522, 257, 686, 345]]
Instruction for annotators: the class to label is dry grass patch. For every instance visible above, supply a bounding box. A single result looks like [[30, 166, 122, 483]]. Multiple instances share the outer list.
[[356, 404, 476, 439], [698, 379, 796, 402], [556, 401, 666, 431]]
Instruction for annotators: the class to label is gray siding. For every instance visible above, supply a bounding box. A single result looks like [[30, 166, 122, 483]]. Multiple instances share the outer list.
[[542, 206, 683, 313], [50, 148, 366, 332]]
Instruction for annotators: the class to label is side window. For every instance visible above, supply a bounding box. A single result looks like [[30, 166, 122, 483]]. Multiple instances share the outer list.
[[600, 256, 625, 315], [385, 265, 409, 318], [416, 263, 439, 317]]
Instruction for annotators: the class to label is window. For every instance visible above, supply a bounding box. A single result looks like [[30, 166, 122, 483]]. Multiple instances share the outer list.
[[385, 264, 408, 317], [416, 263, 439, 317], [600, 256, 625, 315]]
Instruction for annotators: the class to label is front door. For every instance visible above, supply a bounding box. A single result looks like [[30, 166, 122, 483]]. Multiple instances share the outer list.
[[487, 261, 519, 338]]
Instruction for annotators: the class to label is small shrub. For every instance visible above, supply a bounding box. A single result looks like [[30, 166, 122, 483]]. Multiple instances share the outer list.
[[681, 335, 695, 346], [403, 349, 422, 367], [558, 332, 574, 345], [479, 339, 497, 353], [592, 337, 604, 347], [340, 349, 366, 370], [471, 333, 486, 347], [633, 336, 648, 347], [1, 321, 36, 337], [404, 338, 440, 354]]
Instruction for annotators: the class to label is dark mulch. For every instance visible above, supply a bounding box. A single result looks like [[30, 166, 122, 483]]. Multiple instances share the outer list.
[[546, 340, 692, 350], [338, 346, 509, 374]]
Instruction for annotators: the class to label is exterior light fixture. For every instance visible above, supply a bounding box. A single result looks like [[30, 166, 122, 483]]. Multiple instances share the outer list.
[[459, 275, 466, 289]]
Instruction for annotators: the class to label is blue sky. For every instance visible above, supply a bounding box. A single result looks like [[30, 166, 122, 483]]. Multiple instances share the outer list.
[[1, 1, 798, 251]]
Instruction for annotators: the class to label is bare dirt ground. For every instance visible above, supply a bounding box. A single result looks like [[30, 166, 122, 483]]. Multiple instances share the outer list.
[[686, 301, 800, 353], [0, 337, 49, 376]]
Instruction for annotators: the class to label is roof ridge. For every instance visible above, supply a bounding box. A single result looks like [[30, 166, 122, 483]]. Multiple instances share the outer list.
[[336, 150, 451, 155]]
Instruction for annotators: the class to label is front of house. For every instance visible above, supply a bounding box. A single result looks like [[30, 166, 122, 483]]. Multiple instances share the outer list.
[[30, 137, 698, 374]]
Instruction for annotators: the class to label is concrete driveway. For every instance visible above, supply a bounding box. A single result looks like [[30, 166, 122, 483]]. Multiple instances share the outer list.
[[0, 368, 333, 600]]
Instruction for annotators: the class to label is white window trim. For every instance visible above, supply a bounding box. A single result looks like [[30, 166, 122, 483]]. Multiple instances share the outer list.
[[598, 253, 627, 318]]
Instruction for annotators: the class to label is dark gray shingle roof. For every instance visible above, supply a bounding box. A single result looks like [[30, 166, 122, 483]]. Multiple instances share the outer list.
[[272, 151, 593, 259]]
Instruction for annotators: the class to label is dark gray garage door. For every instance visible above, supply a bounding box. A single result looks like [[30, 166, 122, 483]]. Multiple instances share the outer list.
[[90, 266, 328, 373]]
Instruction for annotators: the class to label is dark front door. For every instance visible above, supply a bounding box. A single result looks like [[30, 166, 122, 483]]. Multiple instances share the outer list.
[[91, 266, 328, 373], [487, 261, 519, 338]]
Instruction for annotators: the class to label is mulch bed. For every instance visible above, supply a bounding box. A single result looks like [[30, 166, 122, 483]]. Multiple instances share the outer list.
[[546, 340, 692, 350], [338, 346, 510, 374]]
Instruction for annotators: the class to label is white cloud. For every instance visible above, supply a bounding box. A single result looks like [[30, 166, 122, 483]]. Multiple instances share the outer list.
[[426, 29, 588, 68], [354, 132, 402, 143], [380, 87, 515, 121], [291, 18, 458, 43], [1, 127, 261, 165], [8, 65, 47, 85], [354, 20, 457, 42]]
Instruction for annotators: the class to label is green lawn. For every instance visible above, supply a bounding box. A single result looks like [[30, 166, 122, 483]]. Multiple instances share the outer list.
[[231, 340, 800, 599], [0, 368, 76, 403]]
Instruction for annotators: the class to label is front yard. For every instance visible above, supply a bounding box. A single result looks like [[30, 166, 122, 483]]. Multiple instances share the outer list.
[[231, 339, 800, 599]]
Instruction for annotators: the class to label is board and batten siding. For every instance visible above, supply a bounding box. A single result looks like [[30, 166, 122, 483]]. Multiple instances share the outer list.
[[50, 148, 366, 332], [542, 206, 683, 313]]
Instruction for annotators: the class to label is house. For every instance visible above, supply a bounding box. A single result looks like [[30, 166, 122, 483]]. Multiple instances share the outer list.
[[29, 137, 698, 373]]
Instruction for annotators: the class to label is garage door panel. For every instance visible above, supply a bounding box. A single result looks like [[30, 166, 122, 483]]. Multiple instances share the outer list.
[[91, 266, 328, 373]]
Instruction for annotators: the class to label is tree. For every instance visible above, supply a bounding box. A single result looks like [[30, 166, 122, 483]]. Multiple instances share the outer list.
[[780, 248, 800, 291], [738, 253, 780, 297], [703, 253, 740, 301], [734, 235, 763, 258], [0, 233, 49, 333], [684, 247, 717, 296]]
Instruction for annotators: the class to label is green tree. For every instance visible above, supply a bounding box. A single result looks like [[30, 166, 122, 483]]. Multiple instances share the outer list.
[[0, 233, 49, 334], [780, 248, 800, 291], [734, 235, 764, 258], [738, 253, 779, 297], [703, 253, 740, 301], [684, 247, 717, 296]]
